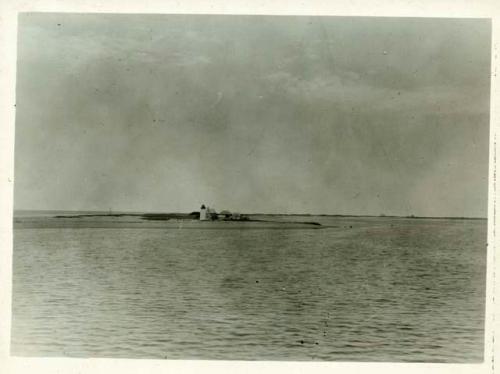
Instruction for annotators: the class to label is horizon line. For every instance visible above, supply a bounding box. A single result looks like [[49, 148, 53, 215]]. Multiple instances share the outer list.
[[13, 209, 487, 220]]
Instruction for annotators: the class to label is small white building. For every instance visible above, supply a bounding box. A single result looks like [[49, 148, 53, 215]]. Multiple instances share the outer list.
[[200, 204, 218, 220], [199, 204, 208, 221]]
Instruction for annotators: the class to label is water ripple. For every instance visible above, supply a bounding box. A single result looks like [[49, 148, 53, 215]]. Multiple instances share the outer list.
[[11, 217, 486, 362]]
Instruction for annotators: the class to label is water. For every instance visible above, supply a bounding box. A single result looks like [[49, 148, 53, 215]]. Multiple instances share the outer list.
[[11, 215, 487, 362]]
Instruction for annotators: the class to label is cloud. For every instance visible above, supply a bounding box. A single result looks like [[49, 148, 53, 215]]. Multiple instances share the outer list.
[[14, 14, 491, 216]]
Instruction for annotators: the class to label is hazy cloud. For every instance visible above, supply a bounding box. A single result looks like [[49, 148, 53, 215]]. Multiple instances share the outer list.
[[14, 14, 491, 216]]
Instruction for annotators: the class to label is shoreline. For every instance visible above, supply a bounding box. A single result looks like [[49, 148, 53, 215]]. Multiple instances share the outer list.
[[13, 210, 487, 221], [13, 213, 326, 230], [12, 211, 487, 230], [53, 213, 323, 226]]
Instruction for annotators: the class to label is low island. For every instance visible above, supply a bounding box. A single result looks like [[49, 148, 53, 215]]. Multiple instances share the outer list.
[[14, 204, 324, 229]]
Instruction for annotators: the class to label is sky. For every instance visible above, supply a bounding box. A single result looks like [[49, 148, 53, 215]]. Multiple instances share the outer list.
[[14, 14, 491, 216]]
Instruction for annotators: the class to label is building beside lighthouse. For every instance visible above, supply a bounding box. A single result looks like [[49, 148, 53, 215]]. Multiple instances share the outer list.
[[199, 204, 218, 220], [199, 204, 247, 221]]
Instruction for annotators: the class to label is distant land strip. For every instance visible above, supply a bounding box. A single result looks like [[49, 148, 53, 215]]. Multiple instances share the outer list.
[[51, 213, 323, 226], [14, 210, 487, 220]]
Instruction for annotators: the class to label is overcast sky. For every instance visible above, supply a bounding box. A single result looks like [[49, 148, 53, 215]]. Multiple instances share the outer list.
[[14, 14, 491, 216]]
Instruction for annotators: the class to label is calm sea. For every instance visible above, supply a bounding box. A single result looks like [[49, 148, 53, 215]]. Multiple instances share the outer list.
[[11, 215, 486, 362]]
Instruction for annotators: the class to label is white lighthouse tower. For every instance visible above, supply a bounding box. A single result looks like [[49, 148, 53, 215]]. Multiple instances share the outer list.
[[199, 204, 208, 221]]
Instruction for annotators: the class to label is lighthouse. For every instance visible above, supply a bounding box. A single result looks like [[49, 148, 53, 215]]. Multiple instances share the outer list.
[[199, 204, 208, 221]]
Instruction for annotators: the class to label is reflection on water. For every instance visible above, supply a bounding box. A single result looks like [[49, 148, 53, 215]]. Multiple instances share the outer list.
[[11, 216, 486, 361]]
